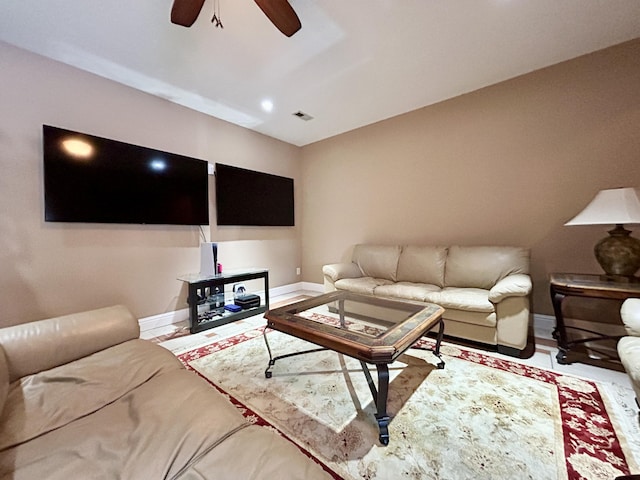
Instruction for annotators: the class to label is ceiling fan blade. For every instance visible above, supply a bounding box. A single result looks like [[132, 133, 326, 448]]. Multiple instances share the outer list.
[[254, 0, 301, 37], [171, 0, 206, 27]]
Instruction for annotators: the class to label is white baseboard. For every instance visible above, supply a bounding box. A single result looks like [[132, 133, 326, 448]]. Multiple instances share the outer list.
[[267, 282, 302, 297], [266, 281, 324, 296], [139, 284, 558, 343], [533, 313, 556, 341], [301, 281, 324, 293], [139, 308, 190, 332]]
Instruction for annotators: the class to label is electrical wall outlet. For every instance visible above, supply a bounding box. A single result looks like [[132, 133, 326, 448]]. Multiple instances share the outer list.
[[296, 267, 301, 275]]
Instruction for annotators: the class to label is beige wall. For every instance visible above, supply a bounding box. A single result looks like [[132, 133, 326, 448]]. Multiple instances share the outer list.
[[3, 38, 639, 326], [300, 39, 640, 316], [0, 42, 302, 326]]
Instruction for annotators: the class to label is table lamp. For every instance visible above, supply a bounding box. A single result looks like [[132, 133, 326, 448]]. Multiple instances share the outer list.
[[565, 187, 640, 282]]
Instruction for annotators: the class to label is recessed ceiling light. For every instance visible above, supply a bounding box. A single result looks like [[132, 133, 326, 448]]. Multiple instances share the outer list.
[[261, 99, 274, 113]]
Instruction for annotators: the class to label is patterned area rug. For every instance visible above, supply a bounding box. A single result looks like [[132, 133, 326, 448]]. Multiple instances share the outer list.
[[178, 315, 638, 480]]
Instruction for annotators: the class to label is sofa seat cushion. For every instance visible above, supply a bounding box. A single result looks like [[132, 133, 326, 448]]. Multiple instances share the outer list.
[[374, 282, 441, 302], [435, 287, 495, 313], [0, 368, 254, 480], [334, 277, 394, 295], [176, 424, 331, 480], [442, 308, 497, 328], [0, 338, 183, 451]]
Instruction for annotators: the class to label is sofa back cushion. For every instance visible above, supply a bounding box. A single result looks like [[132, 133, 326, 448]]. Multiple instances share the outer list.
[[396, 246, 448, 287], [444, 246, 530, 289], [352, 244, 401, 282], [0, 305, 140, 383]]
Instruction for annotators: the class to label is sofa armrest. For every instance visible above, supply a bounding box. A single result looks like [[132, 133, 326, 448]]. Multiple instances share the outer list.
[[322, 263, 363, 282], [488, 274, 532, 303], [621, 298, 640, 337], [0, 305, 140, 383], [0, 345, 8, 418]]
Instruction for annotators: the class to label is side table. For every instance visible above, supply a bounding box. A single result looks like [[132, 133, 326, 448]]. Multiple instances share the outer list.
[[549, 273, 640, 368]]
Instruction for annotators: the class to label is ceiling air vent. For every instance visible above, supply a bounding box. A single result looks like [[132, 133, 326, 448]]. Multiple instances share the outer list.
[[292, 111, 314, 121]]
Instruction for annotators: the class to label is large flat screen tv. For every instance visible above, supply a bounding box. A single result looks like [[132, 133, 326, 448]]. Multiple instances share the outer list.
[[215, 163, 294, 226], [43, 125, 209, 225]]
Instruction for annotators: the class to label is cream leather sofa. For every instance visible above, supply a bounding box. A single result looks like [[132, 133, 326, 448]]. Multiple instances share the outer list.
[[617, 298, 640, 419], [323, 245, 532, 356], [0, 305, 331, 480]]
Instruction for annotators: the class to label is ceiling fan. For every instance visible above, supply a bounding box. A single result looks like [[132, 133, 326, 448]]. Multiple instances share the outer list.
[[170, 0, 302, 37]]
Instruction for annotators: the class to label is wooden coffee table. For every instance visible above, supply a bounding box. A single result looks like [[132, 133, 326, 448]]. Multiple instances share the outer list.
[[263, 290, 445, 445]]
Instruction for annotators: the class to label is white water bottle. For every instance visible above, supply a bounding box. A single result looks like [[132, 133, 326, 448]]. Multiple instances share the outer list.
[[214, 286, 224, 308]]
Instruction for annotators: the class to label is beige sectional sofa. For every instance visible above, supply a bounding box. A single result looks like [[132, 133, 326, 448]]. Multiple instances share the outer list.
[[0, 305, 331, 480], [323, 245, 532, 356]]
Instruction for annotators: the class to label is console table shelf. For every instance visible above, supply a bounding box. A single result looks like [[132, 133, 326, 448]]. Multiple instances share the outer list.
[[178, 269, 269, 334]]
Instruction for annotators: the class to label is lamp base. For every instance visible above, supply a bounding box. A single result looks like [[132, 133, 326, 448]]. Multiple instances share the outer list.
[[594, 224, 640, 278]]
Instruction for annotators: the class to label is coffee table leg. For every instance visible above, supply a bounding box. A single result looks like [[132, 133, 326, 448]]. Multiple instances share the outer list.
[[263, 326, 327, 379], [376, 364, 390, 446], [338, 299, 346, 328], [360, 361, 390, 446], [264, 327, 276, 378]]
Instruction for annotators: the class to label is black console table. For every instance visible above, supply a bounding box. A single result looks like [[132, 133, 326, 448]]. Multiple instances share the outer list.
[[178, 269, 269, 333], [549, 273, 640, 369]]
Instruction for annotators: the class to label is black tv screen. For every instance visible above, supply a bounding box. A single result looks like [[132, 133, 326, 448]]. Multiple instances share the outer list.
[[215, 163, 294, 226], [43, 125, 209, 225]]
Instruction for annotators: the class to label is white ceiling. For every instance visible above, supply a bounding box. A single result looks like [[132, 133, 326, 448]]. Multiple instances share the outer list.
[[1, 1, 639, 146]]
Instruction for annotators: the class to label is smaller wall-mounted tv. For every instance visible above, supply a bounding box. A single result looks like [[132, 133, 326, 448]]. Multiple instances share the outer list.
[[43, 125, 209, 226], [215, 163, 294, 226]]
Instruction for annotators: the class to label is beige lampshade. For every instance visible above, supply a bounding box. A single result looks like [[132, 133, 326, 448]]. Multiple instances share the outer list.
[[565, 187, 640, 279], [565, 187, 640, 226]]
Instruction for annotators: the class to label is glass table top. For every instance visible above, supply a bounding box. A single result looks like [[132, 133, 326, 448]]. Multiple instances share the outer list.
[[265, 290, 444, 362]]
